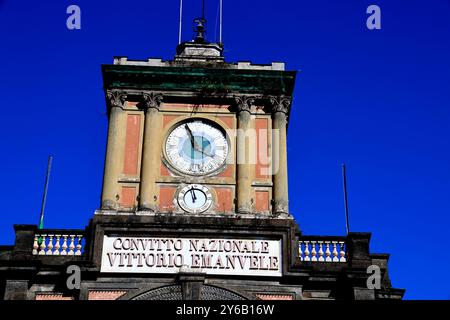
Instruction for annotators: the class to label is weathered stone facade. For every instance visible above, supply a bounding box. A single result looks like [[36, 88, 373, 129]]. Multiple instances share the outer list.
[[0, 35, 404, 300], [0, 217, 404, 300]]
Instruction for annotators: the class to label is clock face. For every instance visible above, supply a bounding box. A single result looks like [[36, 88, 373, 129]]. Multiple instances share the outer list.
[[177, 184, 213, 213], [165, 120, 229, 175]]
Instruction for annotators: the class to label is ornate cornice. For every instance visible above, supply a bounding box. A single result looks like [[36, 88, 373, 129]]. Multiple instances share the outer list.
[[234, 95, 255, 114], [106, 89, 127, 109], [103, 65, 297, 98], [142, 92, 164, 111], [268, 96, 291, 114]]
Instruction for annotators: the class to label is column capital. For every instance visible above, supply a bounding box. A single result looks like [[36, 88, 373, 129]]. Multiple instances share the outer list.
[[142, 92, 164, 111], [234, 95, 255, 114], [106, 89, 127, 109], [268, 96, 291, 115]]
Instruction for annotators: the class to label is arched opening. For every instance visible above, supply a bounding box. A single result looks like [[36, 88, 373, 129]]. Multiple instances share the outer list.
[[131, 284, 246, 300]]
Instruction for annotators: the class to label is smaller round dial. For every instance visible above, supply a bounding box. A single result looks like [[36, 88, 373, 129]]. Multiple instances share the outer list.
[[177, 184, 213, 214]]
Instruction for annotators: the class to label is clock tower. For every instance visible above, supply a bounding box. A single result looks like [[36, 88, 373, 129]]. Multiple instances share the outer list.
[[99, 28, 294, 219], [0, 19, 404, 301]]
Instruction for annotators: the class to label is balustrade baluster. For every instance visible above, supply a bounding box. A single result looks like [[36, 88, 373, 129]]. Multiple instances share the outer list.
[[68, 235, 75, 255], [32, 235, 39, 255], [311, 241, 317, 261], [318, 241, 324, 262], [38, 234, 47, 255], [332, 241, 339, 262], [298, 241, 304, 261], [303, 241, 310, 261], [325, 242, 331, 262], [339, 242, 346, 262], [61, 235, 68, 255], [46, 235, 54, 255], [53, 235, 61, 255], [75, 235, 83, 256]]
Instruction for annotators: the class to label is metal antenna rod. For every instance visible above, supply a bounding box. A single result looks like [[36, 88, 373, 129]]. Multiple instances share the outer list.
[[219, 0, 223, 44], [342, 163, 350, 235], [202, 0, 205, 19], [39, 155, 53, 230], [178, 0, 183, 44]]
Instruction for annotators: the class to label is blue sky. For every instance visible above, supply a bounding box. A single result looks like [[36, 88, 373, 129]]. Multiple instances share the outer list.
[[1, 0, 449, 299]]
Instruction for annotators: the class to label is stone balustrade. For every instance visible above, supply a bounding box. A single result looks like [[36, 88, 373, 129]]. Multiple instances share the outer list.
[[298, 238, 347, 262], [32, 232, 85, 256], [30, 231, 347, 262]]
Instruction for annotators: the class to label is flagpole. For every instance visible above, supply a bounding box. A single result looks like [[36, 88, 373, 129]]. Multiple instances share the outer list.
[[39, 155, 53, 230], [219, 0, 223, 44], [202, 0, 205, 19], [342, 163, 350, 235], [178, 0, 183, 44]]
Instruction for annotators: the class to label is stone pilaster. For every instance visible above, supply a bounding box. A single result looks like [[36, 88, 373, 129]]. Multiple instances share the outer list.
[[179, 272, 206, 300], [269, 96, 291, 215], [101, 90, 127, 210], [235, 96, 256, 214], [139, 92, 163, 211]]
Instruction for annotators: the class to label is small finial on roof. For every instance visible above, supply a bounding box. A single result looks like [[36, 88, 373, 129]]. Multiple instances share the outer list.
[[193, 17, 207, 44]]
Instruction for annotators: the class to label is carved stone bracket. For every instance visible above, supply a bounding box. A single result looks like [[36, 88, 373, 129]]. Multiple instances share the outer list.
[[106, 89, 127, 109], [234, 95, 255, 114], [268, 96, 291, 114], [142, 92, 164, 111]]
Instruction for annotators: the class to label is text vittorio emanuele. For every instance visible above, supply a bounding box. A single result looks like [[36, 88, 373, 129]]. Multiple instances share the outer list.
[[102, 237, 281, 275]]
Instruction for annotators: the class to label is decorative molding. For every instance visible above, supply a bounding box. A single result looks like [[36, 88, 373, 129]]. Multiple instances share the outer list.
[[131, 285, 245, 300], [133, 285, 183, 300], [268, 96, 291, 114], [142, 92, 164, 111], [234, 95, 255, 114], [35, 293, 73, 300], [256, 294, 294, 300], [106, 89, 127, 109], [200, 285, 246, 300], [88, 290, 127, 300]]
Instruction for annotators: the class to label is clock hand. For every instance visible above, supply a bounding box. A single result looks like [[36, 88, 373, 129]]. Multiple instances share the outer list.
[[190, 187, 197, 202], [185, 124, 207, 158], [190, 188, 195, 203], [184, 124, 195, 148], [199, 142, 213, 158], [200, 148, 213, 158], [190, 138, 213, 158]]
